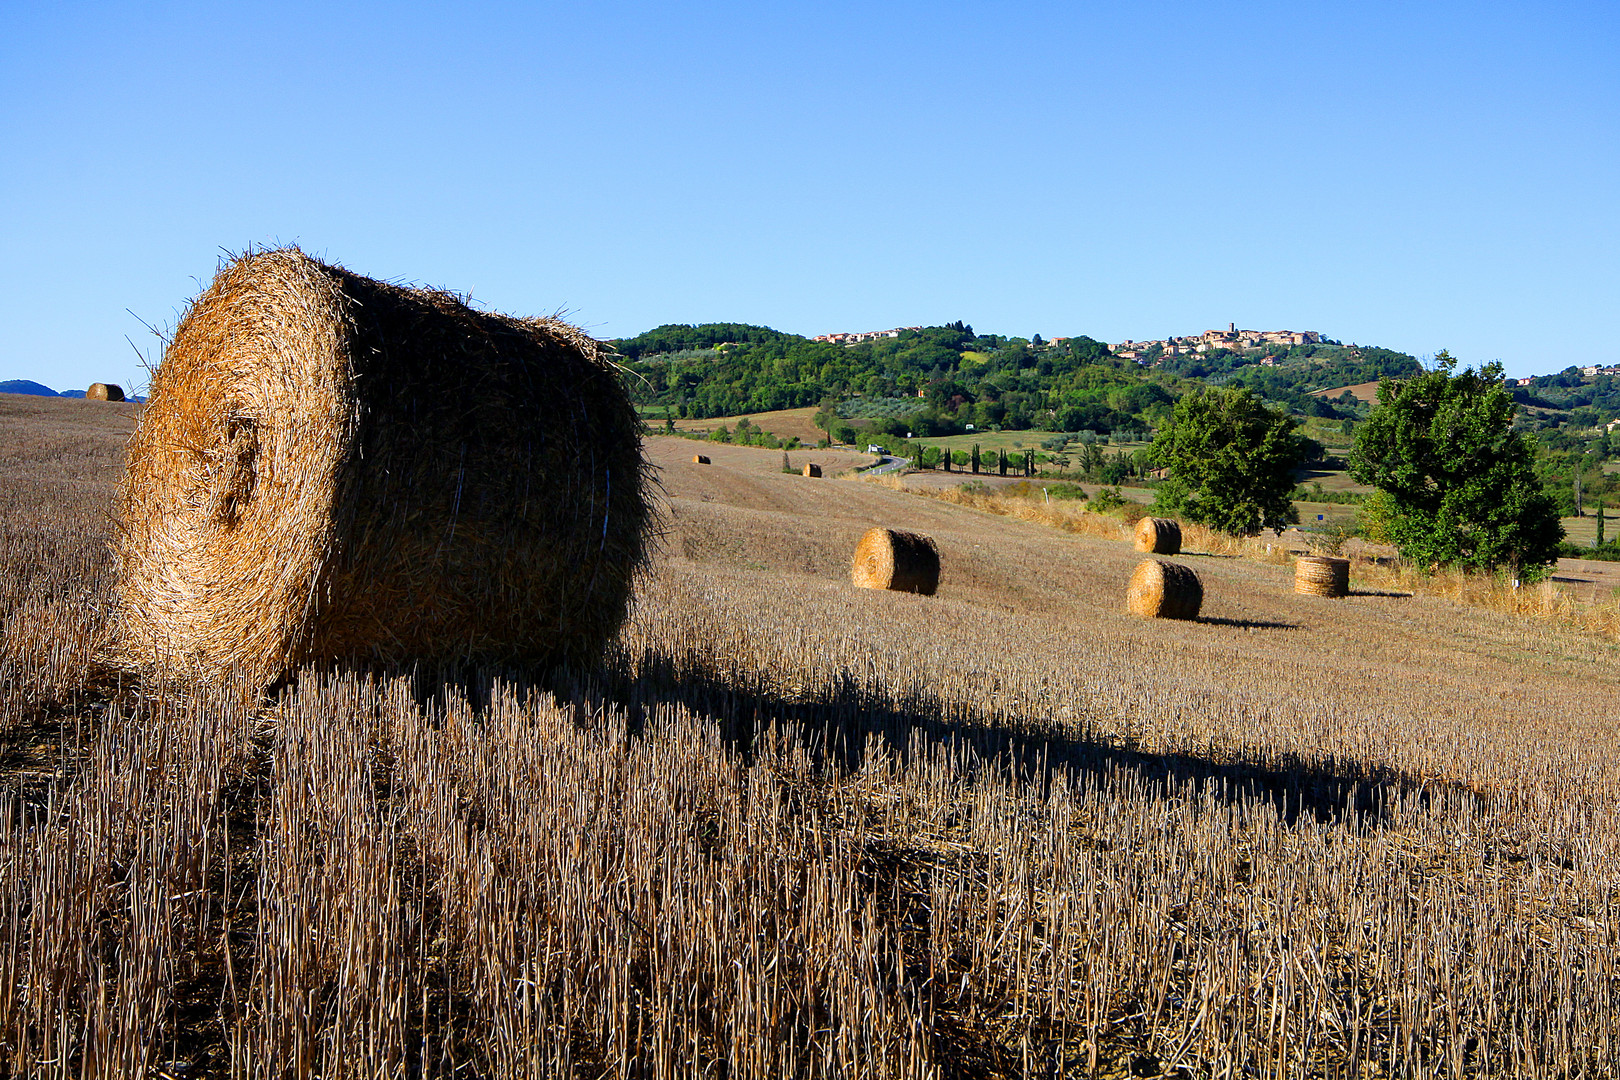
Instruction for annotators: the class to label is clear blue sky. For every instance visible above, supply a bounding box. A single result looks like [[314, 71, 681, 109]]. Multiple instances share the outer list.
[[2, 1, 1614, 392]]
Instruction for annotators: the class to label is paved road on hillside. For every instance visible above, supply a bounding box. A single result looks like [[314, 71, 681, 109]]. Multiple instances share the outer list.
[[864, 455, 910, 475]]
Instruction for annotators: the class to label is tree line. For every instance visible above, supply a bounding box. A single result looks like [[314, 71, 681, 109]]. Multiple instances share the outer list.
[[613, 322, 1409, 438], [1153, 355, 1562, 579]]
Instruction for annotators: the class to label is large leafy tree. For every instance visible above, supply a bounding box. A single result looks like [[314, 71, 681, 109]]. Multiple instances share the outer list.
[[1348, 352, 1562, 579], [1149, 386, 1312, 535]]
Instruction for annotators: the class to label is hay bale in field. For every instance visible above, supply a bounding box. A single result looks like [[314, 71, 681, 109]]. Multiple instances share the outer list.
[[1134, 516, 1181, 554], [111, 246, 652, 688], [692, 454, 711, 465], [1296, 555, 1350, 597], [802, 463, 822, 478], [851, 528, 939, 595], [1127, 559, 1202, 620], [86, 383, 125, 402]]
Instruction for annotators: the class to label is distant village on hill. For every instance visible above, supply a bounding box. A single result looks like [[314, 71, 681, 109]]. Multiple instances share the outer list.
[[1110, 324, 1325, 361], [814, 323, 1331, 368], [814, 323, 1325, 359]]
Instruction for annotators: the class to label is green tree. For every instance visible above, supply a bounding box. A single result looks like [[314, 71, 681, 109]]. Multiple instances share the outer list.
[[1149, 386, 1311, 535], [1348, 353, 1563, 579], [811, 398, 839, 444]]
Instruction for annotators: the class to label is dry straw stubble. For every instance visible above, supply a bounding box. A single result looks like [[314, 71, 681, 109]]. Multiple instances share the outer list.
[[851, 527, 940, 595], [1134, 515, 1181, 554], [1127, 557, 1202, 619], [10, 400, 1620, 1077], [1297, 554, 1351, 597], [112, 246, 652, 687]]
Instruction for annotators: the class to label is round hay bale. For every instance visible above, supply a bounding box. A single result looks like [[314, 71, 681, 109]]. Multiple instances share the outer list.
[[802, 463, 822, 478], [1295, 555, 1350, 597], [111, 247, 652, 687], [86, 382, 125, 402], [1126, 559, 1202, 620], [851, 527, 939, 595], [692, 454, 710, 465], [1134, 516, 1181, 554]]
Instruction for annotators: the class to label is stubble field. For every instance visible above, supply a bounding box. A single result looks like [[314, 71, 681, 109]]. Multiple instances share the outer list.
[[2, 396, 1619, 1078]]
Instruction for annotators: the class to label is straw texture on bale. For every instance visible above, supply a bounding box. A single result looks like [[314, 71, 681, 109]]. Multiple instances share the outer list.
[[1134, 516, 1182, 554], [802, 463, 822, 478], [112, 247, 652, 687], [86, 383, 125, 402], [1296, 555, 1350, 597], [851, 527, 939, 595], [692, 454, 711, 465], [1126, 559, 1202, 620]]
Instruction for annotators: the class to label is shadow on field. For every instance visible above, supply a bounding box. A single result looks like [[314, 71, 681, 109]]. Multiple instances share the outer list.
[[560, 652, 1478, 832], [1194, 615, 1300, 630], [1348, 589, 1413, 598]]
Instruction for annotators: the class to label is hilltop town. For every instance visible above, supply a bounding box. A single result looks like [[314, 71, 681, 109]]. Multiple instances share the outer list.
[[1110, 324, 1325, 361], [812, 323, 1328, 363]]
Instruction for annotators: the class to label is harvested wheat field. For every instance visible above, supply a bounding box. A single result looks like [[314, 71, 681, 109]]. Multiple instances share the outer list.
[[4, 404, 1620, 1078]]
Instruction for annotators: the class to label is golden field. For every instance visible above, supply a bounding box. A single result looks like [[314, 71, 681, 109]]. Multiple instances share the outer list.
[[2, 395, 1620, 1077]]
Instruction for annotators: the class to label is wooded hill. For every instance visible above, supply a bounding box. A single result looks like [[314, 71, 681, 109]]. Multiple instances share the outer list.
[[613, 322, 1423, 437]]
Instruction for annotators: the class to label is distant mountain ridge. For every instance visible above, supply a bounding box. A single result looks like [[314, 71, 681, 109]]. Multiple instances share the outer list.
[[0, 379, 141, 402], [0, 379, 65, 397]]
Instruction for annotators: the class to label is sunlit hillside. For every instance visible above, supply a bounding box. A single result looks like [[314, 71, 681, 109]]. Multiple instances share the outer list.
[[2, 395, 1619, 1077]]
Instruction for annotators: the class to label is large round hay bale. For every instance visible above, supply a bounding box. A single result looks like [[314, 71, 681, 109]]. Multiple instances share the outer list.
[[1127, 559, 1202, 620], [802, 463, 822, 478], [111, 247, 651, 687], [692, 454, 710, 465], [1295, 555, 1350, 597], [1134, 516, 1181, 554], [851, 527, 939, 595], [86, 382, 125, 402]]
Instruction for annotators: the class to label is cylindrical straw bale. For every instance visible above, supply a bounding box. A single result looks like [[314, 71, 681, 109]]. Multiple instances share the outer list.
[[1134, 516, 1182, 554], [1295, 555, 1350, 597], [1127, 559, 1202, 620], [111, 247, 652, 687], [802, 463, 822, 478], [86, 383, 126, 402], [692, 454, 711, 464], [851, 527, 939, 595]]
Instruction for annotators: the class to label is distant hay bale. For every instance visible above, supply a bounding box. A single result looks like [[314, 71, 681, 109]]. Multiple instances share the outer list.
[[86, 383, 125, 402], [851, 528, 939, 595], [802, 463, 822, 478], [693, 454, 711, 464], [1134, 516, 1181, 554], [1127, 559, 1202, 620], [1296, 555, 1350, 597], [111, 246, 652, 688]]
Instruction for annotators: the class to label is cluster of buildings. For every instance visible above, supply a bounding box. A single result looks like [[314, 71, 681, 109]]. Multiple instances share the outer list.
[[813, 327, 924, 345], [1111, 324, 1324, 361], [1505, 366, 1620, 388]]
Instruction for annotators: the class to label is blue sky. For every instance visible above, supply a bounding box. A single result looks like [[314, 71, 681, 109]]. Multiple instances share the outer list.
[[2, 1, 1614, 392]]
